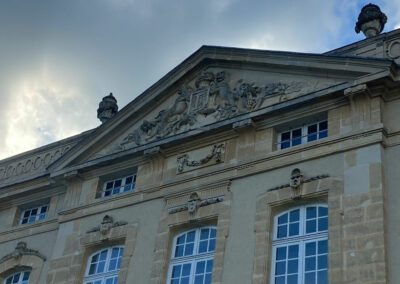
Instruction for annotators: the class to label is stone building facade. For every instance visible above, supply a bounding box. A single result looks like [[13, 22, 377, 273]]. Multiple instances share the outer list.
[[1, 5, 400, 284]]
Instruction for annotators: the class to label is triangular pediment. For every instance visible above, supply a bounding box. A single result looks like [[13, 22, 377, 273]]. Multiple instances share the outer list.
[[50, 46, 396, 174]]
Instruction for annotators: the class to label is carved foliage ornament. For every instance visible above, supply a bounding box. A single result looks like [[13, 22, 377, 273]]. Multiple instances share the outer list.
[[177, 143, 225, 173], [86, 215, 128, 235], [120, 70, 330, 148], [0, 242, 46, 264], [168, 192, 224, 214]]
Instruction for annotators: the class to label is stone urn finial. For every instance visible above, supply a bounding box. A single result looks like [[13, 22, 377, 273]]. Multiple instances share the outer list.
[[97, 93, 118, 124], [355, 4, 387, 38]]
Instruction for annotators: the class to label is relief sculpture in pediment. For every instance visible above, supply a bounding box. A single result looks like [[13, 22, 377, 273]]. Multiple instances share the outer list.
[[120, 69, 333, 149]]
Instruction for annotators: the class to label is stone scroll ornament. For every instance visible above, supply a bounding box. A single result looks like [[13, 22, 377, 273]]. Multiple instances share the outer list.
[[120, 69, 331, 148], [176, 143, 225, 173]]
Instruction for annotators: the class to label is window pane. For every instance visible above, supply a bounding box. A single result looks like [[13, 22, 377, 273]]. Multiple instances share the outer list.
[[306, 207, 317, 219], [281, 141, 290, 149], [200, 229, 209, 240], [288, 259, 298, 273], [275, 276, 285, 284], [318, 217, 328, 231], [308, 133, 317, 142], [22, 271, 30, 281], [182, 264, 191, 276], [305, 257, 316, 271], [206, 259, 213, 272], [204, 273, 212, 284], [318, 240, 328, 254], [277, 225, 287, 238], [125, 176, 133, 184], [289, 223, 299, 236], [317, 270, 327, 284], [198, 241, 208, 254], [194, 275, 203, 284], [187, 231, 196, 242], [319, 121, 327, 130], [288, 245, 299, 258], [278, 214, 288, 224], [318, 207, 328, 217], [276, 261, 286, 275], [177, 235, 185, 244], [209, 239, 216, 252], [318, 255, 327, 269], [305, 272, 316, 284], [281, 132, 290, 141], [319, 130, 328, 139], [172, 265, 181, 278], [184, 243, 194, 256], [290, 209, 300, 222], [306, 220, 316, 234], [181, 277, 190, 284], [287, 274, 298, 284], [292, 128, 302, 146], [210, 228, 216, 238], [276, 247, 287, 260], [114, 179, 122, 187], [306, 242, 316, 256], [175, 245, 184, 257], [308, 124, 317, 134], [196, 261, 205, 274]]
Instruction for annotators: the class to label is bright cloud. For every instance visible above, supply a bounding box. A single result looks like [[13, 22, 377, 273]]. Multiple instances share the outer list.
[[0, 71, 97, 160]]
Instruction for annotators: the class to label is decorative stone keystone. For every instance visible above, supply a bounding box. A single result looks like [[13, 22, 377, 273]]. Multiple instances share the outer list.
[[355, 4, 387, 38], [97, 93, 118, 123], [290, 168, 304, 199]]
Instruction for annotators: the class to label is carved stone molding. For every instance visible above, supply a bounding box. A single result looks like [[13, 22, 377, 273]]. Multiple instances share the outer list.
[[86, 215, 128, 235], [267, 169, 329, 200], [0, 242, 46, 264], [0, 144, 74, 184], [119, 69, 334, 150], [177, 143, 225, 173], [168, 194, 224, 214]]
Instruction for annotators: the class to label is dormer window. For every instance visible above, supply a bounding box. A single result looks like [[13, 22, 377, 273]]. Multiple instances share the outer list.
[[278, 120, 327, 150], [20, 204, 48, 225], [102, 175, 136, 197]]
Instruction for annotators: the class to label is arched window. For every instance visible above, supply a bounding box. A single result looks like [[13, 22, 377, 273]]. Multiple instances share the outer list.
[[271, 204, 328, 284], [167, 227, 216, 284], [4, 271, 30, 284], [83, 246, 124, 284]]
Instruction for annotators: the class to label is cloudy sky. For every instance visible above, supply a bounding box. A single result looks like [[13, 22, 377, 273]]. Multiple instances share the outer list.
[[0, 0, 399, 160]]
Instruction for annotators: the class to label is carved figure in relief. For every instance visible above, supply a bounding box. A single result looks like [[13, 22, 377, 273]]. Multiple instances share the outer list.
[[234, 80, 262, 111], [119, 68, 336, 150], [290, 168, 304, 199], [187, 192, 201, 214]]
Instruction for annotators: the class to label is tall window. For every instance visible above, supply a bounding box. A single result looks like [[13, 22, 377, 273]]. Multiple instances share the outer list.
[[83, 246, 124, 284], [20, 204, 49, 224], [4, 271, 30, 284], [271, 204, 328, 284], [278, 121, 327, 150], [102, 175, 136, 197], [167, 227, 216, 284]]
